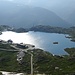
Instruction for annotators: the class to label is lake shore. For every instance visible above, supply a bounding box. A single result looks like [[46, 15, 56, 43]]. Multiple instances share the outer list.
[[0, 31, 75, 55]]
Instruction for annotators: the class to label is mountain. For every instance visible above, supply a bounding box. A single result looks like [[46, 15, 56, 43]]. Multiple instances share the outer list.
[[0, 1, 71, 28], [66, 10, 75, 26], [9, 0, 75, 20]]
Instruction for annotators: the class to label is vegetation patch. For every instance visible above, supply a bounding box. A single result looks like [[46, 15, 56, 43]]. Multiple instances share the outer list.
[[0, 45, 75, 75]]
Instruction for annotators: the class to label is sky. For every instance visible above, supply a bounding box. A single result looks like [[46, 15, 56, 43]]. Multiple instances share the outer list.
[[3, 0, 75, 10], [2, 0, 75, 7]]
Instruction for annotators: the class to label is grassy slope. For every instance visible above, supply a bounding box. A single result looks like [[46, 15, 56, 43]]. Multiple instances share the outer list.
[[0, 49, 75, 75], [0, 43, 75, 75]]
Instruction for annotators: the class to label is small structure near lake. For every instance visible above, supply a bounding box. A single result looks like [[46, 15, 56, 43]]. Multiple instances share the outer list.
[[53, 42, 58, 44], [17, 50, 25, 64], [70, 39, 75, 42], [0, 40, 3, 43], [65, 35, 72, 38], [0, 31, 2, 35], [16, 44, 28, 49], [7, 39, 13, 44]]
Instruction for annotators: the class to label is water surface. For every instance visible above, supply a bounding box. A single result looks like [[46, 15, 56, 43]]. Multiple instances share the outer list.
[[0, 31, 75, 55]]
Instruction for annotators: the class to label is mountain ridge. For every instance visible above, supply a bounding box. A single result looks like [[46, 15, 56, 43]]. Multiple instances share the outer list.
[[66, 10, 75, 26], [0, 1, 71, 28]]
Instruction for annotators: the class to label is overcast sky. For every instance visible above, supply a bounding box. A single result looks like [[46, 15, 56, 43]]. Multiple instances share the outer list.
[[2, 0, 75, 7], [3, 0, 75, 10]]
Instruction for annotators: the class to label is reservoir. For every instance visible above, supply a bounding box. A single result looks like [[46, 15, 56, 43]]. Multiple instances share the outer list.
[[0, 31, 75, 55]]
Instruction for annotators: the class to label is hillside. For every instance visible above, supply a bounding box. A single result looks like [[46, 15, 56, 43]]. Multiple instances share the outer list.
[[9, 0, 75, 22], [0, 1, 71, 28], [0, 41, 75, 75], [66, 10, 75, 26]]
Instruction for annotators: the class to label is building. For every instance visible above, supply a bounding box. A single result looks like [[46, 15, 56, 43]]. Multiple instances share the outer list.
[[7, 39, 13, 44]]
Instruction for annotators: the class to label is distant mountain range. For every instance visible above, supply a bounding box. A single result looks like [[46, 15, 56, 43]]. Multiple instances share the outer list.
[[66, 10, 75, 26], [0, 1, 72, 28], [7, 0, 75, 22]]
